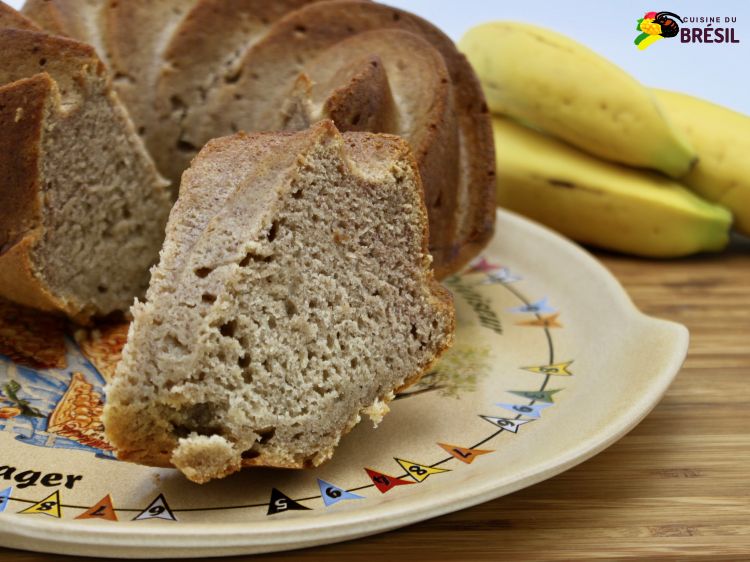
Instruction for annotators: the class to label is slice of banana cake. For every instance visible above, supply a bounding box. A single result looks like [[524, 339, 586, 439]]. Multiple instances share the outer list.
[[104, 120, 455, 483], [0, 25, 171, 322]]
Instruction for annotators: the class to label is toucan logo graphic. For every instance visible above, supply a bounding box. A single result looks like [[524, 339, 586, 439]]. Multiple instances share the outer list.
[[635, 11, 683, 50]]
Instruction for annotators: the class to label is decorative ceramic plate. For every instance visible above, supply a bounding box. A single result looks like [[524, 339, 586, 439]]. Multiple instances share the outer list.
[[0, 209, 688, 558]]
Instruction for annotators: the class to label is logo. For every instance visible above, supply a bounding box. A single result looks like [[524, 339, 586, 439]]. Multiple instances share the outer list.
[[635, 11, 741, 50], [635, 11, 683, 50]]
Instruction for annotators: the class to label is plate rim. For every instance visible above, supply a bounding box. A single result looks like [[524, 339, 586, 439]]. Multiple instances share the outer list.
[[0, 209, 689, 557]]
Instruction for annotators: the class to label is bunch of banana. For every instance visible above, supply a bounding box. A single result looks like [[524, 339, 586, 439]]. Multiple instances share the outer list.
[[653, 90, 750, 235], [460, 22, 747, 257], [491, 117, 730, 257]]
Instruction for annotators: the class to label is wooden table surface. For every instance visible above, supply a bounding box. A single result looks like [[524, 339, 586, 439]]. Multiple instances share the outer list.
[[1, 241, 749, 562]]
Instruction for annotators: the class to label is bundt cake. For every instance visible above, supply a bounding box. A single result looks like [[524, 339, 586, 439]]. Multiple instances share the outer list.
[[0, 6, 171, 322], [104, 120, 455, 482], [22, 0, 495, 278]]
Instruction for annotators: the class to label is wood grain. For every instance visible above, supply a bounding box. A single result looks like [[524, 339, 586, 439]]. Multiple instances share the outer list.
[[1, 240, 749, 561]]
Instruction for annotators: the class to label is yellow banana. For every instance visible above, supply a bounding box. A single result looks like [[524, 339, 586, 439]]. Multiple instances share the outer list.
[[492, 116, 731, 257], [653, 89, 750, 235], [460, 22, 696, 178]]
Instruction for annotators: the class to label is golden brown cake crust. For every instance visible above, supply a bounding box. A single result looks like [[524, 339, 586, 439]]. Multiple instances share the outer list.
[[18, 0, 70, 36], [0, 0, 40, 31], [0, 72, 66, 315], [0, 72, 46, 255]]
